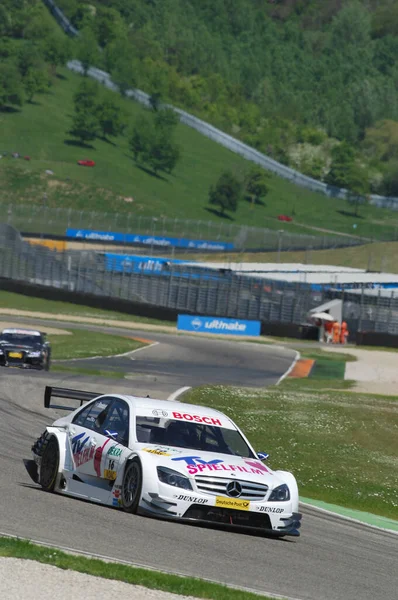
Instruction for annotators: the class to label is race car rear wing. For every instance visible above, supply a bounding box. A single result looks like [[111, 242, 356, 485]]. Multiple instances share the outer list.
[[44, 386, 103, 411]]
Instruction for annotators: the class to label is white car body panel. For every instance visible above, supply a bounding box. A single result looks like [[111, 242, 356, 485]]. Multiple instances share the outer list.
[[27, 392, 301, 536]]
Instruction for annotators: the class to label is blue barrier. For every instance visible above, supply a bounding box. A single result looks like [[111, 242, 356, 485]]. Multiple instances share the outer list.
[[66, 229, 234, 251], [104, 253, 187, 274], [177, 314, 261, 336]]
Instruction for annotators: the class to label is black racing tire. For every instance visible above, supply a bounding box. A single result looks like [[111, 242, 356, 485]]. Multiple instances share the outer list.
[[121, 458, 142, 514], [40, 436, 59, 492]]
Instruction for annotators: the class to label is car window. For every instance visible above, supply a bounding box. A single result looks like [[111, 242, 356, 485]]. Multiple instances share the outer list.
[[98, 399, 130, 446], [73, 397, 113, 429]]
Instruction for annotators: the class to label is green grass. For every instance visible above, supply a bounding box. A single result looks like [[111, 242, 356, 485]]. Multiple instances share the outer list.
[[0, 537, 273, 600], [1, 67, 398, 241], [51, 365, 125, 378], [184, 384, 398, 519], [0, 290, 173, 325], [48, 329, 146, 360]]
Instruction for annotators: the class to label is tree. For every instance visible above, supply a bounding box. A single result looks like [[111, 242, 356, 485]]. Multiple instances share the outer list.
[[42, 35, 70, 77], [111, 55, 136, 97], [69, 110, 99, 145], [245, 167, 269, 206], [154, 108, 179, 131], [24, 67, 49, 102], [73, 79, 100, 113], [325, 143, 356, 188], [208, 171, 242, 216], [95, 98, 126, 140], [130, 111, 181, 174], [76, 27, 99, 75], [143, 132, 180, 175], [345, 163, 370, 216], [0, 60, 24, 108], [129, 116, 155, 161]]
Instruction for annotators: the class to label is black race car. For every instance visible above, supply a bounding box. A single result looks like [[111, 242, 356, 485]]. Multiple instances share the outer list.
[[0, 328, 51, 370]]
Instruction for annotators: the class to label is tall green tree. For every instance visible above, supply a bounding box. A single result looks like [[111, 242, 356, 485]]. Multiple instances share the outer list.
[[208, 171, 242, 216], [76, 27, 99, 75], [69, 110, 99, 145], [0, 60, 24, 108], [95, 98, 126, 140], [245, 167, 269, 206]]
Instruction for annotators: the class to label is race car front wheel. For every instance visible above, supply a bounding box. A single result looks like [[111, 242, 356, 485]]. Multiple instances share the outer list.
[[40, 436, 59, 492], [121, 458, 142, 513]]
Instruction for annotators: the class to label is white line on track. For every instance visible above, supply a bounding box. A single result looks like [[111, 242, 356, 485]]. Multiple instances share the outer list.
[[276, 350, 300, 385], [167, 386, 191, 402], [0, 532, 302, 600]]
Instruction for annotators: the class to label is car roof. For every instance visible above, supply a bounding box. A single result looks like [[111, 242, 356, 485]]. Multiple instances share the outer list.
[[1, 328, 42, 336], [100, 394, 231, 422]]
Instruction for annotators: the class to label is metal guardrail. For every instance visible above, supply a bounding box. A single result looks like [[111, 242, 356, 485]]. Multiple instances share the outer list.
[[41, 0, 398, 212], [1, 235, 397, 335]]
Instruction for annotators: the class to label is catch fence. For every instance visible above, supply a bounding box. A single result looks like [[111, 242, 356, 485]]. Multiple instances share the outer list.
[[3, 202, 365, 254], [1, 230, 397, 335]]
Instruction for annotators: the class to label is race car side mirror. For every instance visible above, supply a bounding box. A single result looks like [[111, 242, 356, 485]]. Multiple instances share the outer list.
[[257, 452, 269, 461]]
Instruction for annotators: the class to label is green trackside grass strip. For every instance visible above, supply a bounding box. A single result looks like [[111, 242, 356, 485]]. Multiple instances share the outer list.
[[0, 291, 173, 326], [184, 384, 398, 520], [48, 329, 147, 360], [0, 537, 276, 600]]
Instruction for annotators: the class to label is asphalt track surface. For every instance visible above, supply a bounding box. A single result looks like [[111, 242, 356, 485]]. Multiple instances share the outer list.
[[0, 319, 397, 600]]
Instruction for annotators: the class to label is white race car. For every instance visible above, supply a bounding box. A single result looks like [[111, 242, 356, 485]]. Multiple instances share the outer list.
[[24, 387, 302, 537]]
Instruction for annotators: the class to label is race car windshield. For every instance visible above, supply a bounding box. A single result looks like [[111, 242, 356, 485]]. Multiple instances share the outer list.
[[136, 417, 256, 458], [1, 333, 42, 345]]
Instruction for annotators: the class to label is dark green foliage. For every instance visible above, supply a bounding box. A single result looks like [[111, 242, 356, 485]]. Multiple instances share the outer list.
[[95, 99, 126, 139], [69, 80, 100, 143], [0, 60, 24, 108], [129, 108, 181, 174], [76, 27, 99, 75], [209, 171, 242, 215], [245, 167, 269, 206], [326, 143, 369, 216]]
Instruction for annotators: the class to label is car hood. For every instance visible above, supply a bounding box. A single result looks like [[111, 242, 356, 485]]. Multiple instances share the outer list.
[[138, 444, 278, 485]]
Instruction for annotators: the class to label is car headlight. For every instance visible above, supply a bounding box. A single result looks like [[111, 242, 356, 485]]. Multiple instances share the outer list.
[[157, 467, 193, 490], [269, 484, 290, 502], [27, 351, 41, 357]]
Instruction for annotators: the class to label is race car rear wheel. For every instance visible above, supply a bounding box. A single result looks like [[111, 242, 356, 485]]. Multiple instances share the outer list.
[[40, 436, 59, 492], [121, 458, 142, 513]]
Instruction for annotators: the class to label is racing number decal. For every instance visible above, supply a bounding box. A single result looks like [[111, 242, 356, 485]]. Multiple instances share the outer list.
[[104, 457, 117, 480]]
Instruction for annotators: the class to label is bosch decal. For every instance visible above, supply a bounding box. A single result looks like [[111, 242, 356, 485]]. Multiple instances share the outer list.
[[172, 412, 222, 426]]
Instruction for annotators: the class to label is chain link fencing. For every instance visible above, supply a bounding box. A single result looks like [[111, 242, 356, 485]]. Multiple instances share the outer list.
[[1, 228, 396, 335], [3, 202, 366, 254]]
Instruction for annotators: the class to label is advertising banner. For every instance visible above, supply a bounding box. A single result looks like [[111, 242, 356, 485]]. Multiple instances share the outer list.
[[66, 229, 234, 251], [177, 315, 261, 336], [104, 254, 187, 274]]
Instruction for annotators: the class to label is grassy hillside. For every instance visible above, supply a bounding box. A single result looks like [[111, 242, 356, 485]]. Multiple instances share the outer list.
[[1, 67, 398, 241]]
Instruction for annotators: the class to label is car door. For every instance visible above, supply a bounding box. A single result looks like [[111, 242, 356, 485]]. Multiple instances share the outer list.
[[69, 396, 129, 486]]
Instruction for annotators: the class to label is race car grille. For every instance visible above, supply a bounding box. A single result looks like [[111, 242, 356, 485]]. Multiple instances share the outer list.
[[194, 476, 268, 500], [184, 505, 272, 530]]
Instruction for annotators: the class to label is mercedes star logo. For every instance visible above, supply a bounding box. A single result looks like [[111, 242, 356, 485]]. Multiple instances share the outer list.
[[226, 481, 242, 498]]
